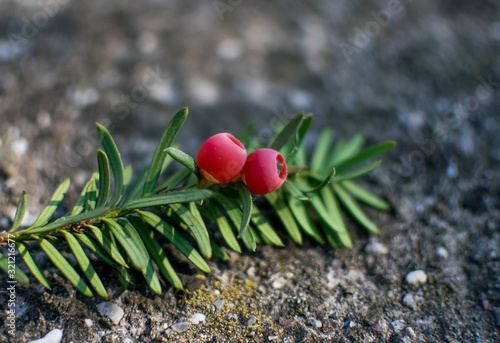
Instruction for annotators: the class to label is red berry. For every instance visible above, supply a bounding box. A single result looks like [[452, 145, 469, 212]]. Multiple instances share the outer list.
[[242, 148, 287, 195], [196, 133, 247, 184]]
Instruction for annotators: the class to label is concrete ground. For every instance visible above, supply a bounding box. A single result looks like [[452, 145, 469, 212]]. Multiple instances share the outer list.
[[0, 0, 499, 342]]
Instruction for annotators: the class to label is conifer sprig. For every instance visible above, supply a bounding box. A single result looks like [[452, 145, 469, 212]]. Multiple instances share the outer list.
[[0, 107, 395, 297]]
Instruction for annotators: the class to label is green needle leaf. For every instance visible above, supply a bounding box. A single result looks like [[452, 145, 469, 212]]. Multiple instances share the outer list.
[[0, 253, 29, 285], [155, 168, 192, 193], [265, 191, 302, 245], [302, 168, 335, 194], [96, 123, 124, 208], [23, 206, 109, 235], [333, 183, 381, 234], [341, 180, 391, 211], [287, 196, 324, 245], [138, 210, 211, 273], [296, 114, 313, 147], [268, 112, 304, 152], [330, 133, 365, 167], [17, 242, 50, 289], [101, 218, 147, 272], [88, 225, 129, 268], [165, 147, 197, 174], [250, 205, 284, 246], [143, 107, 188, 196], [240, 226, 257, 251], [211, 241, 230, 261], [31, 179, 70, 228], [284, 182, 311, 201], [123, 165, 133, 194], [117, 267, 133, 290], [236, 184, 253, 238], [166, 203, 212, 259], [321, 223, 342, 248], [124, 167, 149, 202], [311, 128, 334, 172], [36, 237, 93, 297], [61, 231, 108, 298], [10, 191, 27, 232], [238, 123, 254, 147], [128, 216, 183, 290], [203, 202, 241, 253], [334, 141, 396, 173], [73, 232, 121, 269], [121, 189, 213, 211], [85, 178, 97, 211], [213, 193, 256, 251], [189, 201, 213, 255], [69, 178, 95, 216], [329, 161, 381, 183], [320, 186, 353, 247], [118, 219, 162, 295], [96, 150, 111, 208], [291, 145, 307, 166], [309, 187, 350, 246]]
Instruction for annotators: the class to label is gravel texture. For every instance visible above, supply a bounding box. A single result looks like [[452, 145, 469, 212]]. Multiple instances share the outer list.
[[1, 0, 499, 342]]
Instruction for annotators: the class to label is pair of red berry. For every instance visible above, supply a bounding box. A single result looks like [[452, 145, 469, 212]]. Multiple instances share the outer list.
[[196, 133, 287, 195]]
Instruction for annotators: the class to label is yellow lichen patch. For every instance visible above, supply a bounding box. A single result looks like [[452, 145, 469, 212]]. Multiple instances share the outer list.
[[170, 278, 280, 341]]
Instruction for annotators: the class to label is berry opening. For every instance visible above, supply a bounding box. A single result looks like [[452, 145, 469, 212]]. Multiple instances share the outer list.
[[226, 133, 246, 151], [276, 153, 287, 180]]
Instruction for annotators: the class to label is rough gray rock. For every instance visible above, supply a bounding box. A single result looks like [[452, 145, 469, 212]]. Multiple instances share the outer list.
[[0, 0, 499, 342]]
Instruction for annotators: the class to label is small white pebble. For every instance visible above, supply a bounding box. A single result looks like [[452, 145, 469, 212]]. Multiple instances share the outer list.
[[68, 87, 99, 108], [97, 302, 124, 325], [247, 315, 257, 326], [313, 319, 322, 328], [287, 90, 313, 109], [405, 270, 427, 285], [121, 338, 133, 343], [391, 319, 405, 333], [190, 313, 206, 324], [28, 329, 63, 343], [171, 322, 190, 332], [12, 138, 29, 156], [446, 164, 458, 179], [136, 31, 158, 54], [150, 81, 177, 106], [402, 293, 416, 309], [188, 77, 219, 105], [247, 266, 256, 277], [365, 241, 389, 255], [268, 335, 279, 341], [272, 277, 286, 289], [217, 38, 243, 61], [84, 318, 93, 327], [213, 298, 225, 310], [37, 111, 52, 128], [436, 246, 449, 259], [406, 327, 416, 339]]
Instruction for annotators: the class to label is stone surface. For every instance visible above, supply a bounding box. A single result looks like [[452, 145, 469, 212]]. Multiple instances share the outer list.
[[0, 1, 499, 342], [189, 313, 206, 325], [97, 302, 125, 325], [405, 270, 428, 285], [27, 329, 63, 343]]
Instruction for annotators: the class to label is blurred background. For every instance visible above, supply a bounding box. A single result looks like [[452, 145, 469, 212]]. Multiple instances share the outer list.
[[1, 0, 500, 341], [1, 1, 499, 209]]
